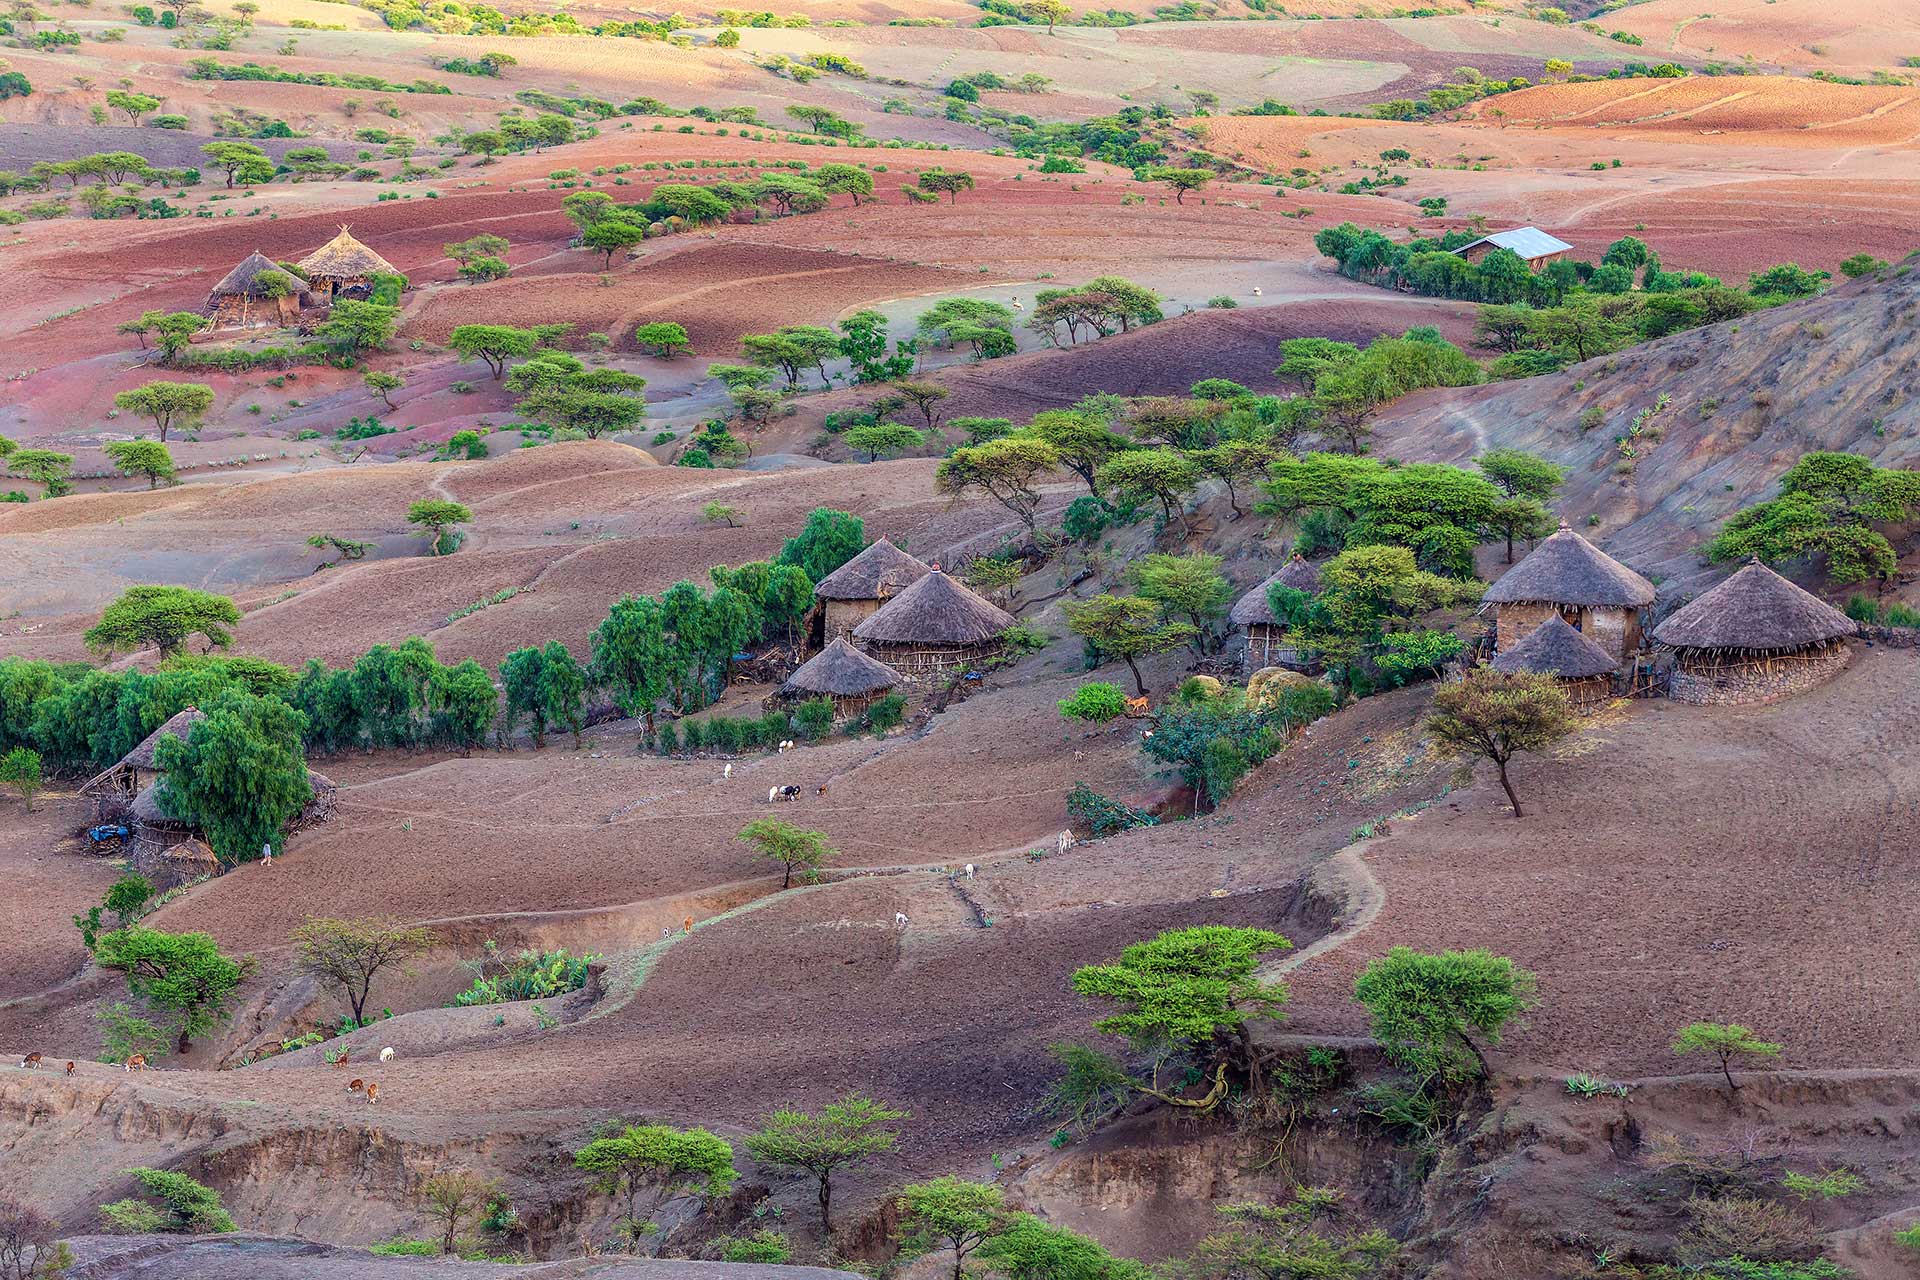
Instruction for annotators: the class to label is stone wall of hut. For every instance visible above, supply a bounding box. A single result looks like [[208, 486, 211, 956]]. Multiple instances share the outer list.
[[825, 599, 881, 642], [1668, 641, 1850, 706], [1496, 602, 1638, 666]]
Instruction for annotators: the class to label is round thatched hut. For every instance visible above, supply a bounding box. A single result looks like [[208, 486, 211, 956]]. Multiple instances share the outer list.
[[852, 568, 1016, 676], [1229, 554, 1321, 670], [297, 226, 399, 301], [203, 252, 312, 329], [1488, 615, 1619, 710], [80, 707, 206, 819], [812, 538, 931, 643], [1652, 560, 1857, 705], [774, 638, 903, 719], [1482, 522, 1654, 668]]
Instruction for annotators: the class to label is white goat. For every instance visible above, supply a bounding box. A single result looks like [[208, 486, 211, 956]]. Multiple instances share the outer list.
[[963, 864, 976, 878], [379, 1046, 394, 1063], [894, 912, 910, 931], [723, 763, 733, 780]]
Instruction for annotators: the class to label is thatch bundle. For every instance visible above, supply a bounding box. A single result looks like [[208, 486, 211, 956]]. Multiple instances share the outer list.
[[162, 838, 219, 866], [854, 570, 1015, 646], [1489, 616, 1618, 679], [782, 638, 902, 699], [1230, 555, 1321, 628], [1653, 560, 1856, 655], [813, 539, 930, 602], [1483, 523, 1655, 608], [297, 226, 397, 283]]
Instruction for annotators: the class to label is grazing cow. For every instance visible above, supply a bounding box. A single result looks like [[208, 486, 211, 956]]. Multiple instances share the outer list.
[[19, 1053, 40, 1069], [379, 1047, 394, 1063], [894, 912, 910, 931], [723, 763, 733, 780], [366, 1083, 379, 1105], [125, 1055, 147, 1072], [348, 1079, 365, 1093], [65, 1062, 75, 1075]]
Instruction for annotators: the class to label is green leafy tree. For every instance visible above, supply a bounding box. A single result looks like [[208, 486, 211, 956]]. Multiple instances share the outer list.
[[363, 369, 404, 410], [1353, 946, 1538, 1083], [517, 387, 646, 439], [581, 218, 646, 268], [153, 688, 312, 867], [917, 169, 976, 204], [200, 139, 270, 187], [101, 1168, 235, 1234], [842, 422, 925, 462], [406, 499, 471, 555], [314, 300, 397, 356], [9, 449, 74, 498], [633, 321, 692, 358], [744, 1094, 907, 1234], [1672, 1021, 1781, 1093], [898, 1178, 1005, 1280], [1195, 437, 1284, 519], [1486, 494, 1553, 564], [1706, 451, 1920, 586], [777, 508, 865, 583], [1146, 166, 1212, 203], [93, 927, 251, 1054], [1023, 410, 1132, 496], [105, 439, 176, 489], [0, 746, 42, 810], [1096, 450, 1200, 531], [1474, 447, 1566, 502], [573, 1125, 735, 1246], [1062, 595, 1196, 696], [291, 916, 435, 1025], [1072, 925, 1293, 1100], [85, 585, 240, 659], [418, 1170, 499, 1256], [444, 233, 509, 265], [105, 89, 160, 123], [104, 873, 153, 928], [814, 162, 873, 206], [934, 437, 1059, 535], [1426, 668, 1575, 818], [737, 817, 835, 888], [742, 325, 840, 385], [592, 595, 671, 732], [976, 1214, 1148, 1280], [448, 324, 536, 378], [112, 381, 212, 443], [1127, 552, 1232, 654]]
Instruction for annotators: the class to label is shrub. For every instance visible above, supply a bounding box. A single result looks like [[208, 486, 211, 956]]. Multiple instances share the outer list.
[[1057, 681, 1128, 723], [793, 697, 834, 741], [370, 1239, 439, 1256], [101, 1168, 236, 1234], [1061, 495, 1111, 543], [1678, 1195, 1821, 1265], [451, 946, 597, 1006], [720, 1230, 791, 1263], [862, 693, 906, 733], [1065, 783, 1156, 837]]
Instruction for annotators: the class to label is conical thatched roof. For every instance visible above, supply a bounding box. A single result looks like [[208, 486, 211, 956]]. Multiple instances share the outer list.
[[1490, 615, 1618, 679], [297, 226, 397, 280], [206, 251, 310, 302], [813, 539, 932, 602], [854, 569, 1015, 645], [122, 708, 206, 771], [783, 638, 902, 698], [1653, 560, 1856, 653], [1483, 523, 1655, 608], [1230, 555, 1321, 627]]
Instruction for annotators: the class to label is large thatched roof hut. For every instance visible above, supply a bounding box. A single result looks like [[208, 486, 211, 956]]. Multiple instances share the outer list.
[[1230, 555, 1321, 670], [203, 251, 312, 329], [774, 638, 902, 718], [1653, 560, 1856, 704], [1482, 522, 1654, 668], [128, 767, 338, 870], [297, 227, 399, 300], [1489, 615, 1618, 709], [81, 707, 207, 815], [853, 568, 1016, 676], [812, 539, 931, 642]]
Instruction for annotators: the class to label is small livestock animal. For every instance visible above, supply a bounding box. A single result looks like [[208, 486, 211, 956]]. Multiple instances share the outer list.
[[963, 864, 975, 878], [769, 785, 800, 803], [347, 1079, 365, 1093], [379, 1047, 394, 1063], [816, 784, 828, 797], [776, 740, 791, 753], [65, 1061, 76, 1075], [124, 1055, 147, 1072], [1057, 830, 1076, 856], [894, 912, 910, 931], [723, 763, 733, 780], [333, 1050, 348, 1067], [683, 915, 694, 934], [19, 1053, 40, 1069], [1124, 695, 1151, 718], [365, 1082, 378, 1105]]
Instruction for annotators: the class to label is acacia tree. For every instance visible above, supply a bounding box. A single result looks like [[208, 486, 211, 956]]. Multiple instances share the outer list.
[[1147, 167, 1213, 203], [1127, 552, 1232, 655], [1062, 595, 1195, 696], [418, 1170, 500, 1256], [1023, 410, 1131, 496], [898, 1178, 1006, 1280], [291, 916, 435, 1024], [1096, 450, 1200, 532], [917, 169, 975, 204], [112, 381, 213, 443], [447, 324, 536, 378], [632, 321, 692, 358], [406, 499, 472, 555], [1672, 1021, 1781, 1094], [736, 818, 835, 888], [1352, 946, 1538, 1083], [814, 162, 873, 206], [1072, 925, 1293, 1102], [364, 369, 404, 410], [572, 1125, 736, 1247], [581, 218, 646, 268], [1426, 668, 1575, 818], [105, 440, 175, 489], [934, 437, 1060, 535], [84, 585, 240, 659], [843, 423, 925, 462], [744, 1094, 906, 1235], [93, 926, 251, 1054]]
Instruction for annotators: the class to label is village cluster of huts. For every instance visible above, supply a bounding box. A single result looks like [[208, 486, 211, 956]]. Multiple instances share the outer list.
[[202, 227, 401, 330], [79, 707, 337, 884], [771, 538, 1018, 721], [1228, 522, 1859, 709]]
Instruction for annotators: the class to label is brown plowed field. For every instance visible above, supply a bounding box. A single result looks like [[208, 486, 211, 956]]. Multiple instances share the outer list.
[[1462, 77, 1920, 147]]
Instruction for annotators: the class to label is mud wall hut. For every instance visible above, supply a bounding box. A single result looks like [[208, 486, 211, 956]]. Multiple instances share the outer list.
[[852, 568, 1016, 676], [1229, 554, 1320, 671], [80, 707, 206, 819], [1653, 560, 1856, 705], [203, 252, 311, 330], [296, 227, 400, 301], [1488, 615, 1618, 711], [771, 637, 902, 719], [812, 539, 931, 643], [1482, 522, 1655, 668]]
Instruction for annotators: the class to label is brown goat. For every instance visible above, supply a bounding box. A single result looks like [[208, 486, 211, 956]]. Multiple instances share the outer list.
[[65, 1061, 75, 1075], [347, 1078, 364, 1093], [124, 1055, 147, 1072], [19, 1053, 40, 1069], [365, 1082, 378, 1104], [333, 1050, 349, 1067]]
